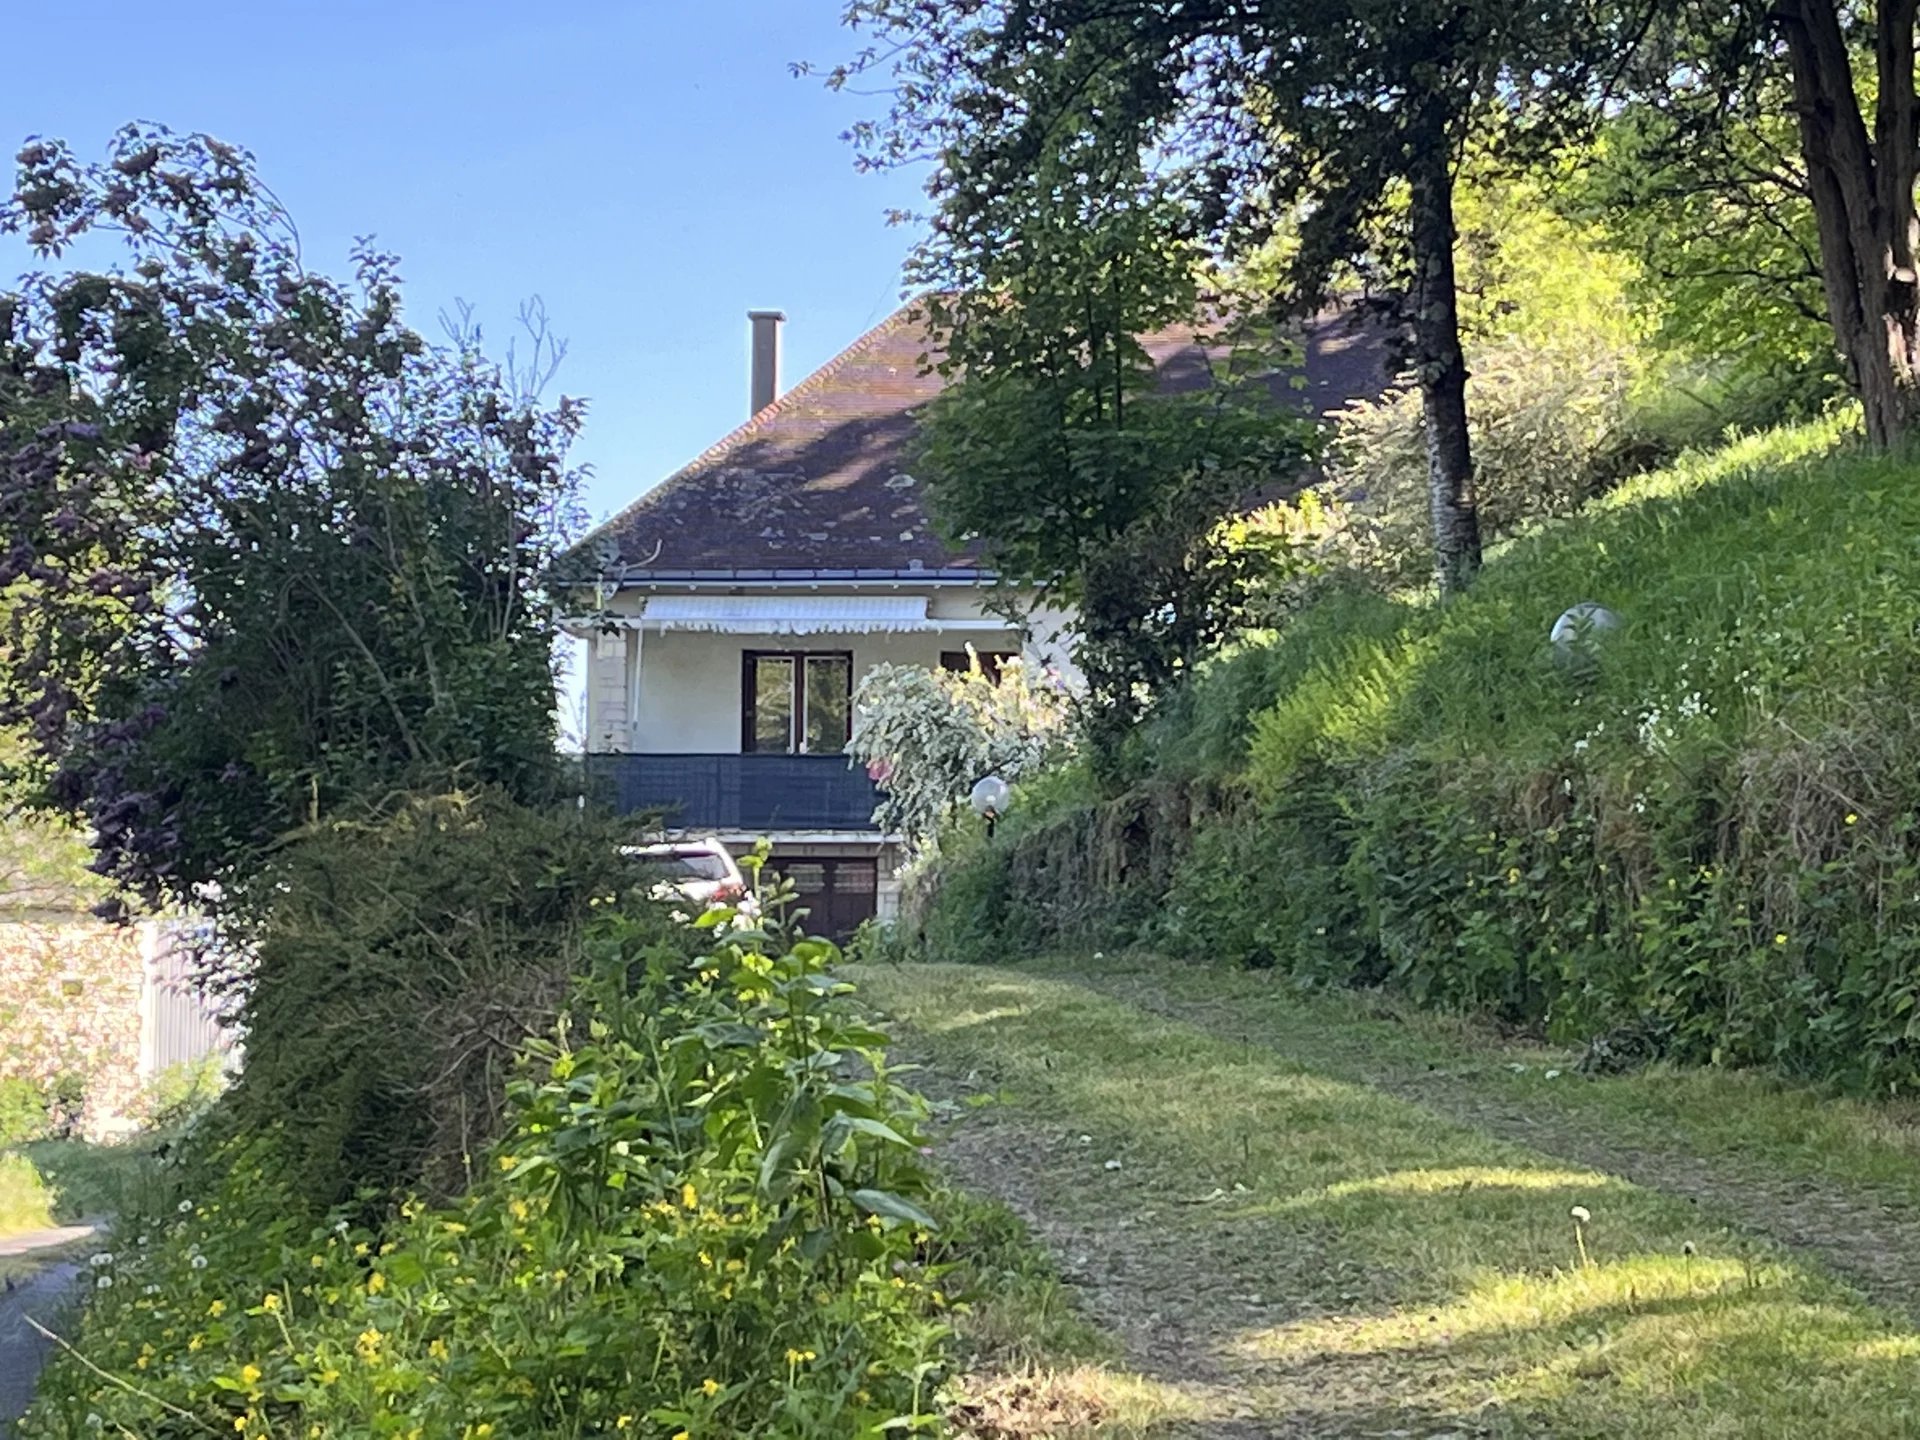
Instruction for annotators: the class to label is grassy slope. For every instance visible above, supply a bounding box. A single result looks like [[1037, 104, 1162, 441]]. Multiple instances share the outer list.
[[1240, 416, 1866, 779], [1059, 414, 1920, 1087], [864, 957, 1920, 1437]]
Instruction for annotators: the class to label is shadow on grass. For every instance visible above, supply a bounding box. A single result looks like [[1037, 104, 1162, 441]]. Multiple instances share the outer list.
[[865, 963, 1920, 1437]]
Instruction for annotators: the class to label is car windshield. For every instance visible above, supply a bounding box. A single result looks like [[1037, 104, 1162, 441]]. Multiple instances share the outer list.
[[642, 852, 732, 883]]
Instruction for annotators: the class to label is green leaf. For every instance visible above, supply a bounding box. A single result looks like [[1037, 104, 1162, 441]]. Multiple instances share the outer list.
[[849, 1188, 939, 1230]]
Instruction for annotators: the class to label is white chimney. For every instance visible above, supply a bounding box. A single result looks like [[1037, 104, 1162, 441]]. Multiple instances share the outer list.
[[748, 309, 785, 416]]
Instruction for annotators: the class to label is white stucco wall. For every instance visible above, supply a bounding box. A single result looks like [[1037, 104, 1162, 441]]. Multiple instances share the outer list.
[[580, 586, 1079, 755]]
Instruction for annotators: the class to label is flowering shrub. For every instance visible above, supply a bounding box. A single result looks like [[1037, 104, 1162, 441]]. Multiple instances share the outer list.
[[22, 902, 952, 1438], [848, 653, 1074, 850]]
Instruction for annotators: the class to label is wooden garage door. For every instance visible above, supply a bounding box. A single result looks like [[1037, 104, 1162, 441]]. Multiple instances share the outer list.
[[770, 856, 878, 942]]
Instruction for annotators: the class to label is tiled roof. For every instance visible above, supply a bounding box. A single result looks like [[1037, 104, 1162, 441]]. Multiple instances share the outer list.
[[580, 302, 1390, 578]]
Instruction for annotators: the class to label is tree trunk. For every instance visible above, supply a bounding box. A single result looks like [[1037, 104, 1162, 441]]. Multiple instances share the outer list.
[[1777, 0, 1920, 447], [1406, 104, 1482, 594]]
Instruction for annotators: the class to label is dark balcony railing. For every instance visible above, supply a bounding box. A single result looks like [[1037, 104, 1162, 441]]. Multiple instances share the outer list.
[[584, 753, 884, 833]]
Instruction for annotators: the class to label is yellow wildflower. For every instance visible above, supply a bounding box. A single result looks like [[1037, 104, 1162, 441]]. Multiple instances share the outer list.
[[681, 1182, 698, 1210], [702, 1377, 721, 1396], [310, 1255, 324, 1270], [429, 1337, 450, 1361], [498, 1155, 518, 1171], [261, 1293, 282, 1313], [366, 1272, 387, 1294], [208, 1299, 227, 1318], [1847, 812, 1860, 825], [241, 1363, 262, 1386], [234, 1419, 248, 1434]]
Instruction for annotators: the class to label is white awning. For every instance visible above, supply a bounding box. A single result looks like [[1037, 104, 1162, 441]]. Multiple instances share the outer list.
[[637, 595, 1011, 635]]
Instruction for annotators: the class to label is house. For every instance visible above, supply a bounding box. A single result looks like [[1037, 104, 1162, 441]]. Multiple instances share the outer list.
[[567, 303, 1385, 937]]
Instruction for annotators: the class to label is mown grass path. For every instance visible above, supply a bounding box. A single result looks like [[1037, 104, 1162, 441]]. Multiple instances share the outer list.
[[856, 956, 1920, 1438]]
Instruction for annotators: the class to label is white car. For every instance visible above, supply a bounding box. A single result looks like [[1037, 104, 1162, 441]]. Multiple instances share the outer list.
[[622, 839, 758, 919]]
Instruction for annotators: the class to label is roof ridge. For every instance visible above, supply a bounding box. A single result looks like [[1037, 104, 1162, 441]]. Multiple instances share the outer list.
[[580, 301, 927, 557]]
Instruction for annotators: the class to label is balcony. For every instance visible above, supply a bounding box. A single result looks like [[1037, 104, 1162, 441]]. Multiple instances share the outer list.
[[584, 753, 884, 834]]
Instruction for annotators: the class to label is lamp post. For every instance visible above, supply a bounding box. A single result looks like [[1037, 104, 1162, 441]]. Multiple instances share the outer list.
[[969, 775, 1012, 840]]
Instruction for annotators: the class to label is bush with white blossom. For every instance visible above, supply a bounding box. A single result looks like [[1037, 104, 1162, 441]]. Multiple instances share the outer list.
[[848, 653, 1075, 850]]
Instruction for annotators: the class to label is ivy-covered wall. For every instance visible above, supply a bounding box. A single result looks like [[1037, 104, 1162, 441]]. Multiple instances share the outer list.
[[0, 917, 146, 1137]]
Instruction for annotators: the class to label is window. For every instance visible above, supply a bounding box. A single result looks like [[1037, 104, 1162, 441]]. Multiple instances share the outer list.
[[940, 650, 1020, 684], [742, 651, 853, 754]]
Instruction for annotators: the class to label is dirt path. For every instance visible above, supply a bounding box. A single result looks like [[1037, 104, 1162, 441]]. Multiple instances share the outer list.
[[933, 1102, 1469, 1439]]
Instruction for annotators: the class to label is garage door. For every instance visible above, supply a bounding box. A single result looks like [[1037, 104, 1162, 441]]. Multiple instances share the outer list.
[[769, 856, 878, 942]]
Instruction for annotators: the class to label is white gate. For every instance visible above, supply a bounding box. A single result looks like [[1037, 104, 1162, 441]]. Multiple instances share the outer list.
[[138, 921, 233, 1079]]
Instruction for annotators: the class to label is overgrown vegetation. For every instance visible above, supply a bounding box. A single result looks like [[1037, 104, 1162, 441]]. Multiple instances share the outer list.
[[0, 126, 584, 924], [209, 790, 642, 1210], [910, 416, 1920, 1095], [1, 127, 979, 1439], [848, 654, 1073, 853], [22, 904, 954, 1438]]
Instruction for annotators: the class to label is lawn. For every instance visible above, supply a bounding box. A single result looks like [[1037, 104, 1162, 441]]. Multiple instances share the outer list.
[[0, 1152, 54, 1238], [0, 1138, 167, 1241], [861, 956, 1920, 1437]]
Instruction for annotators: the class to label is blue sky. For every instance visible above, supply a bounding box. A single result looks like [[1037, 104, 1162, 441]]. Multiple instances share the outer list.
[[0, 0, 927, 530]]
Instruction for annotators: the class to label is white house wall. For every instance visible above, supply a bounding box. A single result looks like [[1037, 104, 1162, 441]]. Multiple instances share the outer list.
[[580, 588, 1078, 755], [629, 625, 1018, 754]]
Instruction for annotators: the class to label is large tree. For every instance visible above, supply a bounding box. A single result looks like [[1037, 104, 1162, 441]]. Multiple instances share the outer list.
[[1632, 3, 1920, 446], [830, 0, 1614, 593], [0, 125, 586, 920], [881, 74, 1314, 779]]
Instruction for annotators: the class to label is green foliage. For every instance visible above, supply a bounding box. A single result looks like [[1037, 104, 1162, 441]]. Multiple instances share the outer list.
[[0, 732, 103, 915], [0, 1074, 50, 1145], [0, 1149, 53, 1235], [207, 790, 651, 1211], [13, 1136, 170, 1226], [0, 126, 585, 923], [918, 417, 1920, 1095], [1572, 100, 1841, 416], [1320, 155, 1822, 587], [922, 354, 1314, 782], [848, 653, 1075, 852], [22, 907, 951, 1439], [141, 1055, 228, 1133]]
